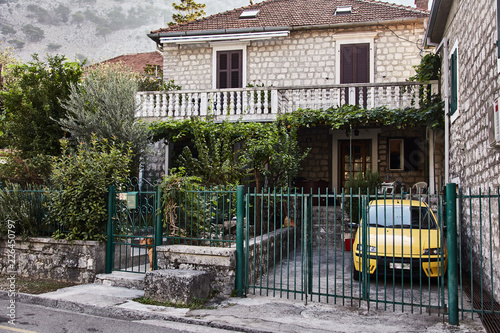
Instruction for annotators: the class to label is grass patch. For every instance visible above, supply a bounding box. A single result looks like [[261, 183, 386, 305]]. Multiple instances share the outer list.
[[0, 276, 78, 294]]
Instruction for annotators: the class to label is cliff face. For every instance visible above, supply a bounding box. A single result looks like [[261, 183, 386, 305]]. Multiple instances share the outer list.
[[0, 0, 253, 64]]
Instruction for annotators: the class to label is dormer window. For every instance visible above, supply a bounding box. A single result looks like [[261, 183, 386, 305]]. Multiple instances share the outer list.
[[240, 9, 259, 19], [335, 6, 352, 15]]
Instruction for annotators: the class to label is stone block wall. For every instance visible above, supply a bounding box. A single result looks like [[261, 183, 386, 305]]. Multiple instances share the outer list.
[[297, 127, 331, 183], [377, 127, 428, 189], [156, 227, 296, 297], [0, 237, 106, 283], [156, 245, 236, 297], [438, 0, 500, 301], [162, 22, 425, 90]]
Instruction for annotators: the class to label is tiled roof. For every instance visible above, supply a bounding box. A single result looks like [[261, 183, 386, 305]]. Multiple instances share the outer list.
[[97, 52, 163, 74], [151, 0, 428, 35]]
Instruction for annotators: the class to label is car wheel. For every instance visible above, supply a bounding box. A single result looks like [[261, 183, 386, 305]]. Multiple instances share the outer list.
[[353, 266, 360, 281]]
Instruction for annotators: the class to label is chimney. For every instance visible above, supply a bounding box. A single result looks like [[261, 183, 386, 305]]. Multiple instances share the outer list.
[[415, 0, 429, 10]]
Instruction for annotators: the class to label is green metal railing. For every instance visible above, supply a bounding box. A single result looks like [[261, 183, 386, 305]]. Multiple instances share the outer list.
[[0, 184, 62, 236], [107, 178, 162, 273], [244, 187, 450, 317], [456, 186, 500, 330], [163, 185, 238, 247]]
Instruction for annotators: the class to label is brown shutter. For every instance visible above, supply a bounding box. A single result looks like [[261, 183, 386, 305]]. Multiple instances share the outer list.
[[217, 50, 242, 88], [340, 44, 369, 84]]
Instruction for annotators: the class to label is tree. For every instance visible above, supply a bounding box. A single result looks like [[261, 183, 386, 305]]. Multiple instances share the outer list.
[[177, 119, 246, 186], [58, 63, 151, 174], [137, 64, 181, 92], [0, 45, 20, 140], [168, 0, 206, 26], [0, 54, 83, 157]]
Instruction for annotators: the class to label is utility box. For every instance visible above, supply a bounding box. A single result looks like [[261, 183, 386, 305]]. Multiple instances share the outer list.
[[119, 192, 139, 210]]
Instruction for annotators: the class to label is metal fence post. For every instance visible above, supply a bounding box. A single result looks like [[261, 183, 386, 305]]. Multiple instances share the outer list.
[[105, 185, 115, 274], [154, 185, 163, 270], [446, 183, 459, 325], [235, 185, 245, 296]]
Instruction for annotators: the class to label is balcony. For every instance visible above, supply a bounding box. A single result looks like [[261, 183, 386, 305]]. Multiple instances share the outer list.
[[136, 81, 438, 122]]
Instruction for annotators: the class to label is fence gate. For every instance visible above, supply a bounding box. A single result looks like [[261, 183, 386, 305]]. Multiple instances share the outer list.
[[244, 188, 449, 316], [106, 179, 162, 273]]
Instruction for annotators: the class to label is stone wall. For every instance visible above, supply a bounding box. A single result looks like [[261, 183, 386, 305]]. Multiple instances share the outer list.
[[156, 227, 296, 297], [297, 127, 331, 183], [157, 245, 236, 297], [162, 22, 425, 90], [0, 237, 105, 283], [377, 127, 428, 188], [438, 0, 500, 300]]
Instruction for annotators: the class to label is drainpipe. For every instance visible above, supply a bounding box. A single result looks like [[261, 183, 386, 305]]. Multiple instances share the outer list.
[[432, 37, 450, 185]]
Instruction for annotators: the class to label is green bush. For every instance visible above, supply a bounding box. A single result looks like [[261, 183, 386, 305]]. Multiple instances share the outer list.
[[161, 169, 237, 243], [0, 183, 49, 239], [0, 153, 52, 185], [47, 136, 132, 241]]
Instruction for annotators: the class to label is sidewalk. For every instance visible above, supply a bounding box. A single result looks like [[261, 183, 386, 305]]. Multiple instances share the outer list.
[[1, 282, 486, 333]]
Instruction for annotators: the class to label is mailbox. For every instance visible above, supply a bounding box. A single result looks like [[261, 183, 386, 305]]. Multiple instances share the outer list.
[[119, 192, 138, 209]]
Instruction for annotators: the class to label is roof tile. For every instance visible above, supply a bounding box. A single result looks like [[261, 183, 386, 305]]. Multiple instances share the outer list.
[[152, 0, 428, 34]]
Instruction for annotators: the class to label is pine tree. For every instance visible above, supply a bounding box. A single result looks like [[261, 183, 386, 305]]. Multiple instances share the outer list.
[[168, 0, 206, 26]]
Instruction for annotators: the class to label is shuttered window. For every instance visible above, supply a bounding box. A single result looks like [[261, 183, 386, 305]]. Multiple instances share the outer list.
[[217, 50, 242, 89], [340, 44, 369, 84], [450, 49, 458, 115]]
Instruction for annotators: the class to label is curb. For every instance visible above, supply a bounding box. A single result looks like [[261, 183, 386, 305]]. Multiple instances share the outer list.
[[0, 291, 272, 333]]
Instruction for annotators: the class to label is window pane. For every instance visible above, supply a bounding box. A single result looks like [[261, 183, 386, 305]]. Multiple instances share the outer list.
[[389, 139, 403, 170], [219, 53, 228, 70]]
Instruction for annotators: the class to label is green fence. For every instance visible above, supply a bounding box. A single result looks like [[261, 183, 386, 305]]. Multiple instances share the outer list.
[[106, 178, 162, 274], [244, 188, 448, 314], [241, 185, 500, 327], [162, 185, 238, 247], [455, 186, 500, 331], [0, 184, 62, 236]]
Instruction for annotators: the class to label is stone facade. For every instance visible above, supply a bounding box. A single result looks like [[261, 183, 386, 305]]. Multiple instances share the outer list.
[[433, 0, 500, 301], [295, 126, 443, 191], [442, 0, 500, 189], [0, 237, 106, 283], [162, 23, 425, 90]]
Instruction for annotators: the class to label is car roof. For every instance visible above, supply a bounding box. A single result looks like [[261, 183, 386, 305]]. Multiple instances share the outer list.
[[368, 199, 430, 207]]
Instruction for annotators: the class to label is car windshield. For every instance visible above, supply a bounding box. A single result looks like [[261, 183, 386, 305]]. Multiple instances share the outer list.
[[367, 205, 437, 229]]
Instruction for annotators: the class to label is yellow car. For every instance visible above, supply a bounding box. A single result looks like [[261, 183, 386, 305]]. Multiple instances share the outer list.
[[351, 199, 447, 281]]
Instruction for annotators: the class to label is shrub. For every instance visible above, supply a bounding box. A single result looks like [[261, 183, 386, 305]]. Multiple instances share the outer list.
[[47, 136, 132, 241], [0, 153, 51, 185], [0, 183, 49, 238]]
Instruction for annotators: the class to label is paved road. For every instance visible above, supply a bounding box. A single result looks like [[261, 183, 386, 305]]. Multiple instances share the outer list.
[[0, 300, 234, 333]]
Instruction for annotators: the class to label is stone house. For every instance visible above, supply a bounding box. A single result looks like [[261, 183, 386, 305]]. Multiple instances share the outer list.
[[425, 0, 500, 303], [140, 0, 444, 192]]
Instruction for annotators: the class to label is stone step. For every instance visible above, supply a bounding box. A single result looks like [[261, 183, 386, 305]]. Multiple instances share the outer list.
[[95, 271, 145, 290]]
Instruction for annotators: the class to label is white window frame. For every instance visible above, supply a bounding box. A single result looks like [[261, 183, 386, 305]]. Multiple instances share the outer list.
[[211, 42, 248, 89], [449, 41, 460, 124], [334, 32, 377, 84]]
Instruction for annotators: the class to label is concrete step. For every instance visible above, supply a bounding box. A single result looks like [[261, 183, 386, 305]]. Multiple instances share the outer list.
[[95, 271, 145, 290]]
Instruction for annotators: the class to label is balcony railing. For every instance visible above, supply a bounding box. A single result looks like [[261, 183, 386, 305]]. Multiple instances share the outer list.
[[136, 81, 438, 122]]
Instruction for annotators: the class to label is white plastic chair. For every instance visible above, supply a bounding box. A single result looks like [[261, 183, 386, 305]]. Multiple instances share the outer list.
[[412, 181, 428, 194]]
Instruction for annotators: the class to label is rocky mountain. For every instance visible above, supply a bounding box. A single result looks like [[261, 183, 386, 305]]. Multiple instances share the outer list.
[[0, 0, 258, 64]]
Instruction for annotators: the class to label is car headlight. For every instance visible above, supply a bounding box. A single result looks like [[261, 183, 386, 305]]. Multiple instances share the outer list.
[[356, 244, 377, 253], [423, 248, 441, 255]]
